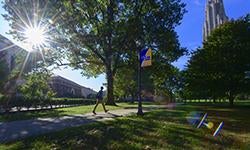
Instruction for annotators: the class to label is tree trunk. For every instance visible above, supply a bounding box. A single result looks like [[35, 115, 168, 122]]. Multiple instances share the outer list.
[[229, 96, 234, 107], [131, 94, 135, 103], [105, 0, 116, 106], [169, 91, 173, 103], [130, 91, 135, 103], [105, 65, 116, 105], [228, 91, 235, 107]]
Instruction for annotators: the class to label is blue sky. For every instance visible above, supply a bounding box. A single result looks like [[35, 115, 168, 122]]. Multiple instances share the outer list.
[[0, 0, 249, 91], [173, 0, 250, 69]]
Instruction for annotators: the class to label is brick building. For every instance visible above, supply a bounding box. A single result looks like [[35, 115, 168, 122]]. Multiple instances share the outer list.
[[49, 76, 96, 98]]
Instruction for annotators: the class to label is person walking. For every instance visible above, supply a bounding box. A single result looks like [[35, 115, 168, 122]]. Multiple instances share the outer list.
[[92, 86, 108, 114]]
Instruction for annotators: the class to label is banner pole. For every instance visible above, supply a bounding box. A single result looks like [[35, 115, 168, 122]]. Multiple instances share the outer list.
[[137, 48, 143, 115]]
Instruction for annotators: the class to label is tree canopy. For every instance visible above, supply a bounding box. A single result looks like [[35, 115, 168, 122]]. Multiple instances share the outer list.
[[185, 14, 250, 106], [58, 0, 186, 104]]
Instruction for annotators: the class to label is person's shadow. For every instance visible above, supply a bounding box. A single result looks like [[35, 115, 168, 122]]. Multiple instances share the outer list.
[[106, 112, 123, 117], [92, 112, 123, 119]]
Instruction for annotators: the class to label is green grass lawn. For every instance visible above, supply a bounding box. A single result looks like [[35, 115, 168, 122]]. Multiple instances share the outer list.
[[0, 104, 249, 150], [0, 102, 155, 122]]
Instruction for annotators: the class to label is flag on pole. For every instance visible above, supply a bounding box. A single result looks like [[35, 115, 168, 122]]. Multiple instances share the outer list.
[[140, 48, 152, 67]]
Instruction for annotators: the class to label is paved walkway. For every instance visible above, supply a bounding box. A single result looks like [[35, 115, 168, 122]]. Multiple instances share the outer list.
[[0, 107, 161, 143]]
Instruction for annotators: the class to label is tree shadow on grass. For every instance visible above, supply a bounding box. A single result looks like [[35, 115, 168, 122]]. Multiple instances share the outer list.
[[1, 106, 248, 149], [0, 112, 119, 144], [178, 104, 250, 133], [195, 106, 250, 133]]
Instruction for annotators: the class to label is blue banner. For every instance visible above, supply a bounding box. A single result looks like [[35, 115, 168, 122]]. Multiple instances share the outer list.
[[140, 48, 152, 67]]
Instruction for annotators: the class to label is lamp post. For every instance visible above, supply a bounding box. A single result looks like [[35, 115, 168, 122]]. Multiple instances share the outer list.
[[137, 48, 152, 115], [137, 48, 143, 115]]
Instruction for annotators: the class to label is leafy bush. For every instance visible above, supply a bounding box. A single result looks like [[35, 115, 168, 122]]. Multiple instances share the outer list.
[[18, 69, 56, 108]]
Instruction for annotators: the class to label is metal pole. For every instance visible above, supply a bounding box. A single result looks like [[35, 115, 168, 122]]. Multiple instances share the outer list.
[[137, 49, 143, 115]]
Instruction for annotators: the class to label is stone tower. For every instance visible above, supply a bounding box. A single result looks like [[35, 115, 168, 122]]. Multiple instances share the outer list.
[[203, 0, 228, 41]]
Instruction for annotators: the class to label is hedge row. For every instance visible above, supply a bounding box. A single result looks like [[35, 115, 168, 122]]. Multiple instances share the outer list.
[[0, 97, 96, 113]]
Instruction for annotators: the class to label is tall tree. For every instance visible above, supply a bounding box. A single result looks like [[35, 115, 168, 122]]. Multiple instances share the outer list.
[[114, 67, 137, 100], [64, 0, 185, 104], [186, 14, 250, 106], [51, 0, 186, 105], [163, 67, 183, 102]]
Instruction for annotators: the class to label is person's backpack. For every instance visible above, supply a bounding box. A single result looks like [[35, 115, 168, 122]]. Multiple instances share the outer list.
[[96, 91, 101, 99]]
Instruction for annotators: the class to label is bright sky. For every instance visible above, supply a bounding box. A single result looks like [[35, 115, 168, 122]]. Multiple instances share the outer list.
[[173, 0, 250, 69], [0, 0, 249, 91]]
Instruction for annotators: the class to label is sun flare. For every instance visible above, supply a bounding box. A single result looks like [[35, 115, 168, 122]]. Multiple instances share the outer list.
[[23, 26, 47, 51]]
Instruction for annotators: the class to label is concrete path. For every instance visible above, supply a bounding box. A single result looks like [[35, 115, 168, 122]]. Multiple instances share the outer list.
[[0, 108, 146, 143]]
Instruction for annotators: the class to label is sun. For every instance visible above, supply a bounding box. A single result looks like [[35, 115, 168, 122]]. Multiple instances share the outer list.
[[24, 26, 48, 52]]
